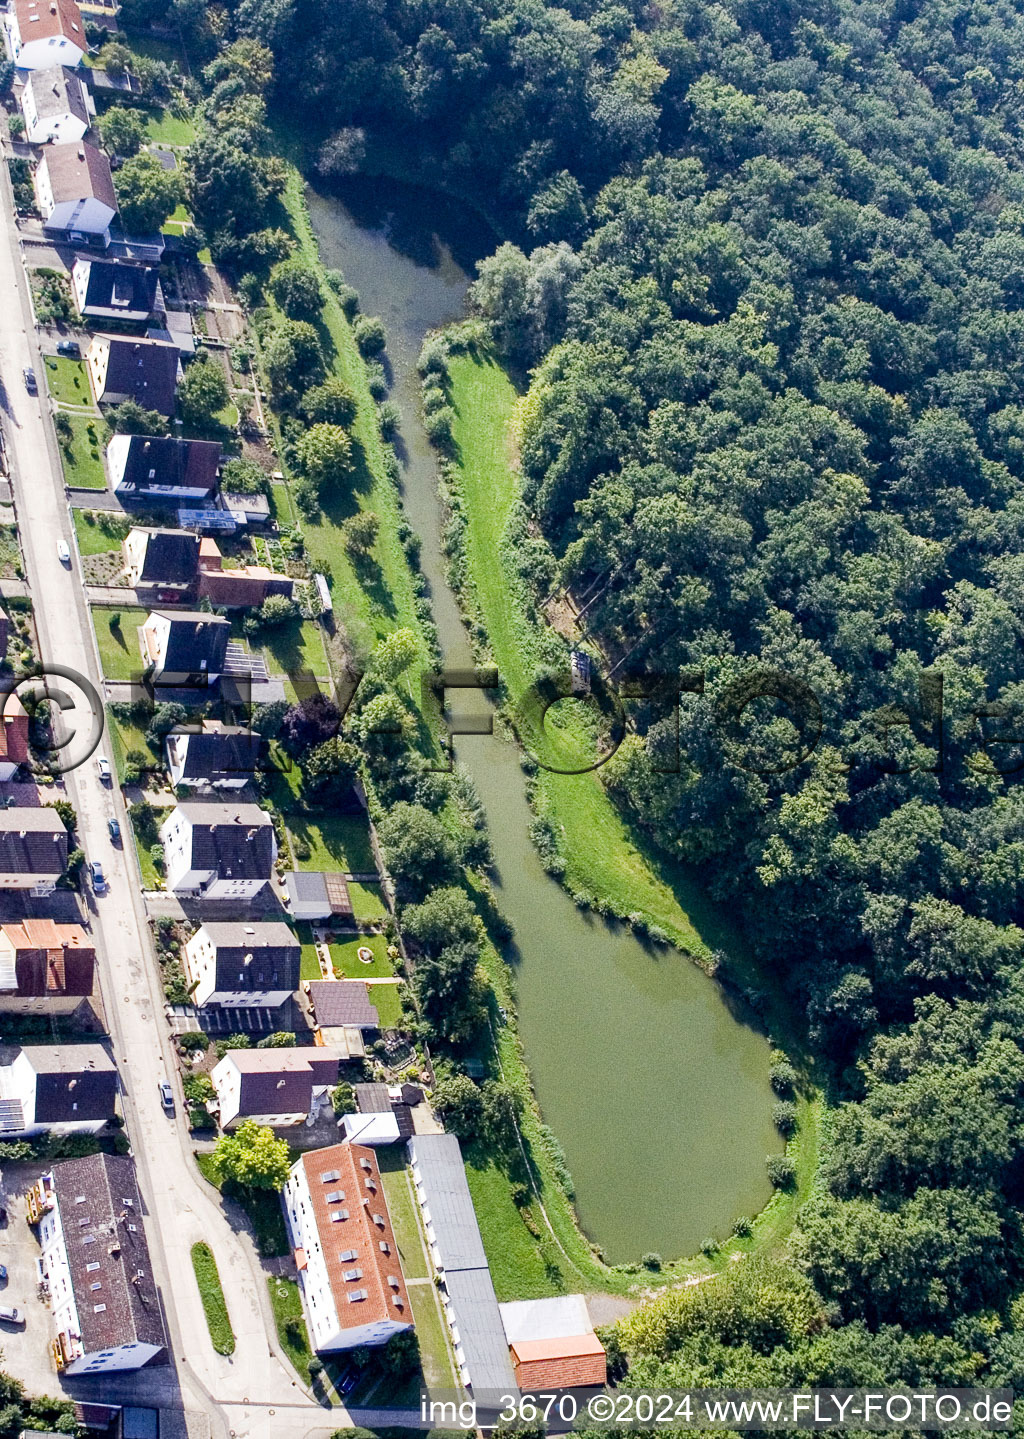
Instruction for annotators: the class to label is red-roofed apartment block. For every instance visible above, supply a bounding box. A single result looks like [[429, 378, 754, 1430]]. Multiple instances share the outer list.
[[281, 1142, 413, 1353]]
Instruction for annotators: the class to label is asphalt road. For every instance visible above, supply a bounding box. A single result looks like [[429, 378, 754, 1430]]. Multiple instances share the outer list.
[[0, 152, 334, 1439]]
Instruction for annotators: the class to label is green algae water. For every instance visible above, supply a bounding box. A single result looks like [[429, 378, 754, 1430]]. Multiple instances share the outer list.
[[307, 178, 780, 1262]]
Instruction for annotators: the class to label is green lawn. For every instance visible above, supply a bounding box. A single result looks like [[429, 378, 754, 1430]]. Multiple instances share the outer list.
[[348, 879, 387, 921], [44, 356, 93, 407], [464, 1145, 566, 1300], [196, 1154, 290, 1256], [268, 1276, 313, 1378], [73, 509, 123, 555], [287, 811, 376, 873], [329, 934, 394, 979], [145, 109, 195, 146], [130, 814, 162, 889], [377, 1152, 459, 1389], [259, 617, 330, 678], [57, 412, 106, 490], [107, 708, 155, 783], [298, 924, 322, 982], [270, 481, 292, 525], [368, 981, 404, 1029], [191, 1242, 235, 1355], [92, 607, 145, 681]]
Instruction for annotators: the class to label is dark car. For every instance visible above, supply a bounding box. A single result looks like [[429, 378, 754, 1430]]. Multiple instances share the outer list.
[[22, 368, 36, 393], [108, 818, 121, 843], [56, 340, 80, 358]]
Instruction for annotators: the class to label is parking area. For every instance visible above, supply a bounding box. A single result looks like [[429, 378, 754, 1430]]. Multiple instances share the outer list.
[[0, 1162, 65, 1397]]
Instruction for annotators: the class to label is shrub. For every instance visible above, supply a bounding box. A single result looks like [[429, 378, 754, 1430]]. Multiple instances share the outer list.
[[352, 314, 386, 357], [772, 1100, 797, 1136], [766, 1154, 796, 1189], [700, 1236, 718, 1256], [732, 1215, 752, 1237], [641, 1251, 662, 1271], [769, 1059, 797, 1096]]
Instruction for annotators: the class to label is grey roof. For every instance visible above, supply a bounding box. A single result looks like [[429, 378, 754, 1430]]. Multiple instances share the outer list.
[[308, 980, 377, 1029], [407, 1136, 516, 1394], [115, 435, 221, 497], [23, 1043, 116, 1124], [194, 921, 299, 994], [132, 528, 200, 585], [409, 1134, 488, 1271], [355, 1082, 391, 1113], [166, 726, 261, 782], [77, 259, 158, 317], [27, 65, 88, 126], [52, 1153, 167, 1356], [169, 801, 275, 880], [287, 871, 328, 903], [0, 809, 68, 876], [149, 610, 229, 674], [445, 1268, 519, 1396], [96, 337, 178, 416]]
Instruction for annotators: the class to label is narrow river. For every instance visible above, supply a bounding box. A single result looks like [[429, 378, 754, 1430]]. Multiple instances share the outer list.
[[307, 179, 780, 1264]]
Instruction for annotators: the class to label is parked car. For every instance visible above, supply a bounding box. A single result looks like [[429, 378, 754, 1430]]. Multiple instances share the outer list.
[[158, 1081, 174, 1111], [0, 1307, 23, 1324], [96, 755, 111, 781], [56, 540, 70, 565], [0, 1265, 8, 1282], [56, 340, 80, 358], [90, 860, 105, 893], [22, 368, 35, 393], [108, 817, 121, 843]]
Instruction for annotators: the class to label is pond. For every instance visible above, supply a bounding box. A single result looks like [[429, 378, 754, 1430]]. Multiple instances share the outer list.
[[307, 177, 780, 1263]]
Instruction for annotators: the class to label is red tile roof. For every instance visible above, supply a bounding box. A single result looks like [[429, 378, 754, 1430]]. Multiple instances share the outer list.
[[1, 919, 95, 996], [0, 696, 29, 765], [14, 0, 84, 44], [299, 1143, 410, 1331], [511, 1333, 607, 1390]]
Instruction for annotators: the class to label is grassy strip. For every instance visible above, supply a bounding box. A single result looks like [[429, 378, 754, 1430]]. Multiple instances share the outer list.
[[268, 1275, 314, 1377], [190, 1242, 235, 1356], [443, 347, 822, 1272], [92, 606, 145, 681], [43, 356, 92, 407]]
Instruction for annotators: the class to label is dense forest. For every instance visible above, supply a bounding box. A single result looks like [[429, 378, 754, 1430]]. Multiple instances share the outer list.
[[137, 0, 1024, 1401]]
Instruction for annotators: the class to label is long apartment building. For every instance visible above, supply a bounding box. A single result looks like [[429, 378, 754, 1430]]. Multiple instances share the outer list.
[[282, 1142, 412, 1353]]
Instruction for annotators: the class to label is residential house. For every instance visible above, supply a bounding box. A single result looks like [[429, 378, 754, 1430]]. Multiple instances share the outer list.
[[0, 693, 30, 780], [0, 919, 95, 996], [210, 1046, 339, 1128], [306, 980, 379, 1058], [197, 540, 295, 608], [0, 809, 68, 893], [20, 65, 90, 143], [158, 801, 276, 898], [285, 871, 354, 923], [182, 920, 299, 1010], [4, 0, 87, 70], [122, 528, 200, 599], [140, 610, 229, 685], [35, 141, 116, 245], [72, 259, 158, 324], [0, 1044, 116, 1137], [281, 1142, 412, 1353], [107, 434, 221, 503], [28, 1153, 168, 1375], [408, 1134, 517, 1393], [500, 1295, 607, 1390], [165, 721, 261, 790], [86, 336, 180, 415]]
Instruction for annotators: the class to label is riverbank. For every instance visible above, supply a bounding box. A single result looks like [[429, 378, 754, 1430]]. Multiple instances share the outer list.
[[435, 339, 822, 1261]]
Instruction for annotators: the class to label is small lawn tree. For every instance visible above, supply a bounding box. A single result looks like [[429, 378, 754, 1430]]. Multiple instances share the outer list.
[[179, 356, 230, 429], [211, 1119, 290, 1190]]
